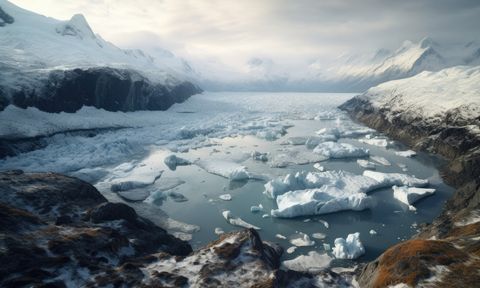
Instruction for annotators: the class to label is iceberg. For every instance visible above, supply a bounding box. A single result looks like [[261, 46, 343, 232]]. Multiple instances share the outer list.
[[282, 251, 332, 272], [313, 142, 369, 159], [332, 232, 365, 259], [250, 204, 263, 213], [313, 163, 325, 171], [222, 210, 260, 230], [393, 185, 436, 206]]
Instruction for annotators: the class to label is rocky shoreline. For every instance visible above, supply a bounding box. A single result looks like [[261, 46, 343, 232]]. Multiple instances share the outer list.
[[0, 170, 356, 287], [340, 96, 480, 287]]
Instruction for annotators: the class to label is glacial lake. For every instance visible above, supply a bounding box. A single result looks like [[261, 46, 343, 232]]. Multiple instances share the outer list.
[[2, 92, 454, 266]]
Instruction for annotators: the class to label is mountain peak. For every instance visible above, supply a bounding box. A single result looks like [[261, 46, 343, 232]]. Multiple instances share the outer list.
[[419, 37, 438, 49], [55, 13, 95, 40]]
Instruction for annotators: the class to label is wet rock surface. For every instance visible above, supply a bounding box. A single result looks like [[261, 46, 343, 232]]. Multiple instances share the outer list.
[[2, 67, 201, 113], [0, 170, 356, 287], [340, 96, 480, 287]]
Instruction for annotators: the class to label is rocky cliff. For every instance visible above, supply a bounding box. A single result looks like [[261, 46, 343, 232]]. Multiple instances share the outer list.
[[0, 67, 201, 113], [339, 67, 480, 287]]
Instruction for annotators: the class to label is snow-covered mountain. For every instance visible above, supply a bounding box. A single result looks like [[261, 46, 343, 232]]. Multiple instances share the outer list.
[[0, 0, 200, 112], [200, 37, 480, 92]]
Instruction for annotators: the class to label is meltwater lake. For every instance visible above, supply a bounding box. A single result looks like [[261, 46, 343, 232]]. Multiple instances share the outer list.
[[1, 92, 454, 265]]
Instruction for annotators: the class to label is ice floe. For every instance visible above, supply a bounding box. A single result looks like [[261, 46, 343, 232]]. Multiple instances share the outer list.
[[357, 159, 376, 169], [313, 163, 325, 171], [282, 251, 332, 272], [196, 159, 265, 181], [370, 156, 392, 166], [363, 171, 429, 188], [359, 137, 389, 147], [250, 204, 264, 213], [164, 154, 191, 170], [369, 229, 377, 235], [275, 234, 287, 240], [395, 150, 417, 157], [286, 246, 297, 254], [313, 142, 369, 159], [270, 148, 327, 168], [319, 219, 329, 229], [332, 232, 365, 259], [312, 233, 327, 240], [289, 233, 315, 247], [214, 227, 225, 235], [144, 190, 188, 204], [222, 210, 260, 230], [219, 194, 232, 201], [393, 186, 436, 206]]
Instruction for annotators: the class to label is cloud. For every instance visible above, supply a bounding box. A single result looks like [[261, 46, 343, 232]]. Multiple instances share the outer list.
[[9, 0, 480, 73]]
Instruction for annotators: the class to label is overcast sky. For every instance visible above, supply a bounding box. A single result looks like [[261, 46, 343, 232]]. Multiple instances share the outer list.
[[10, 0, 480, 72]]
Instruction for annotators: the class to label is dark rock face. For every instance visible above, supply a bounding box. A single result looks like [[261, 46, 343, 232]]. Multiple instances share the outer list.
[[340, 97, 480, 287], [0, 170, 191, 287], [3, 67, 201, 113], [0, 6, 14, 26]]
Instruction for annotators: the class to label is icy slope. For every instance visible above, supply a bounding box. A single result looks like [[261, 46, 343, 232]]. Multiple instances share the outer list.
[[354, 65, 480, 125]]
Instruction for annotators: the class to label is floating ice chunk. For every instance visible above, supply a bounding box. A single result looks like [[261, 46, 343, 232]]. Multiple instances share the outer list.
[[282, 251, 332, 272], [303, 218, 311, 222], [111, 170, 162, 192], [319, 219, 329, 229], [370, 156, 391, 166], [332, 232, 365, 259], [289, 233, 315, 247], [395, 150, 417, 157], [313, 163, 325, 171], [276, 234, 287, 240], [222, 210, 260, 230], [262, 214, 270, 218], [286, 246, 297, 254], [393, 186, 436, 206], [164, 154, 191, 171], [312, 233, 326, 240], [272, 188, 375, 218], [313, 142, 369, 159], [256, 127, 286, 141], [250, 204, 264, 213], [251, 151, 268, 162], [305, 136, 333, 149], [363, 171, 429, 188], [196, 159, 265, 180], [359, 137, 389, 147], [283, 137, 308, 145], [270, 148, 328, 168], [339, 127, 376, 138], [144, 190, 188, 204], [357, 159, 376, 169], [214, 227, 225, 235], [167, 191, 188, 202], [323, 243, 331, 251], [369, 229, 377, 235], [219, 194, 232, 201]]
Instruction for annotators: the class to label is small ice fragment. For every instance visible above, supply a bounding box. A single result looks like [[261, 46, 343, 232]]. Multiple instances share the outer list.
[[370, 156, 391, 166], [313, 163, 325, 171], [262, 214, 270, 218], [276, 234, 287, 240], [303, 218, 311, 223], [251, 151, 268, 162], [395, 150, 417, 157], [332, 232, 365, 259], [369, 229, 377, 235], [219, 194, 232, 201], [323, 243, 331, 251], [250, 204, 264, 213], [222, 210, 260, 230], [289, 233, 315, 247], [214, 227, 224, 235], [359, 137, 389, 147], [286, 246, 297, 254], [357, 159, 376, 169], [319, 219, 329, 229], [312, 233, 326, 240]]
